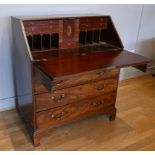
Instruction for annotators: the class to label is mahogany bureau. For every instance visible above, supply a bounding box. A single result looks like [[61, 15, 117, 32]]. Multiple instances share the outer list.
[[11, 14, 151, 146]]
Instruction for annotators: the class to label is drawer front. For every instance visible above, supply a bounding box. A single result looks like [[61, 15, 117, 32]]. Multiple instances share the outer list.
[[24, 20, 52, 26], [35, 77, 118, 112], [80, 17, 108, 31], [94, 18, 108, 29], [30, 25, 59, 34], [36, 92, 116, 129], [52, 69, 119, 90], [24, 20, 59, 35], [51, 78, 118, 105]]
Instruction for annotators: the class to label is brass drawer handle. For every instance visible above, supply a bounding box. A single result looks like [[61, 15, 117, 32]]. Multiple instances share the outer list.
[[51, 113, 56, 119], [51, 111, 65, 119], [61, 93, 65, 99], [94, 85, 104, 90], [51, 96, 56, 101], [51, 93, 66, 101], [92, 99, 106, 107], [61, 111, 65, 116]]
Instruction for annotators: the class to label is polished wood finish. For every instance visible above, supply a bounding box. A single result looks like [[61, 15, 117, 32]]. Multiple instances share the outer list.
[[50, 78, 118, 104], [35, 77, 118, 112], [36, 93, 116, 129], [52, 68, 119, 90], [36, 49, 150, 79], [12, 14, 151, 146], [1, 75, 155, 150]]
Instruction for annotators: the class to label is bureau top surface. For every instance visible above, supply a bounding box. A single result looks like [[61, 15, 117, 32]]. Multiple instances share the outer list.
[[35, 49, 151, 79], [13, 13, 108, 20]]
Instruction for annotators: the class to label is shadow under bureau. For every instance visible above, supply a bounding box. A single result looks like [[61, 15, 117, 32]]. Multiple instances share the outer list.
[[11, 14, 151, 146]]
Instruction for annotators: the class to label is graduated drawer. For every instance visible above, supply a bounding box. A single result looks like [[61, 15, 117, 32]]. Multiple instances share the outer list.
[[52, 68, 119, 90], [36, 92, 116, 129], [51, 78, 118, 105], [35, 78, 118, 111]]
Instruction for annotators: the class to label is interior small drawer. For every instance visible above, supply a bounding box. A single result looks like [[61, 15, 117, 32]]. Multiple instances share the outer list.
[[24, 20, 59, 26], [80, 18, 92, 31], [93, 18, 108, 29], [59, 41, 77, 49], [36, 92, 116, 129], [80, 17, 108, 30], [24, 20, 60, 35], [52, 68, 119, 90]]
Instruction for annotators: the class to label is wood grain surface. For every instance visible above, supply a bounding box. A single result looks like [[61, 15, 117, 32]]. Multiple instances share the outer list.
[[0, 75, 155, 150]]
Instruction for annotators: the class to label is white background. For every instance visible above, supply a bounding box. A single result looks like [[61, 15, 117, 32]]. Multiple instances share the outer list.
[[0, 4, 155, 110]]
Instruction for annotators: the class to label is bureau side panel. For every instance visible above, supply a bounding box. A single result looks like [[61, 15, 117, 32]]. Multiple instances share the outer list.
[[11, 17, 34, 131]]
